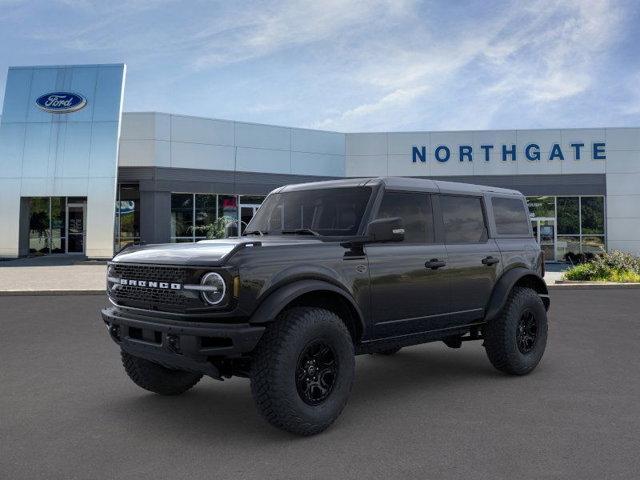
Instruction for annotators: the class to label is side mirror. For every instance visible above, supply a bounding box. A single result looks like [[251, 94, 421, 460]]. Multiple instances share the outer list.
[[365, 217, 405, 243]]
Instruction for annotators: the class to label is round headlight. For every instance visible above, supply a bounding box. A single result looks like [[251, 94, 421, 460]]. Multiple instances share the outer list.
[[201, 272, 226, 305]]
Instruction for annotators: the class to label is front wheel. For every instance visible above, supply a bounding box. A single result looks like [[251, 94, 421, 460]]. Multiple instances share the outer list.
[[483, 287, 548, 375], [250, 307, 355, 436]]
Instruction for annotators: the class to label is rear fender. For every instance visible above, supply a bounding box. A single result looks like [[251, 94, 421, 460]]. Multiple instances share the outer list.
[[484, 267, 549, 322]]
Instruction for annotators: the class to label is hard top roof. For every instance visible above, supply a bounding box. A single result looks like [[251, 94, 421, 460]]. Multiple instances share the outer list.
[[276, 177, 522, 196]]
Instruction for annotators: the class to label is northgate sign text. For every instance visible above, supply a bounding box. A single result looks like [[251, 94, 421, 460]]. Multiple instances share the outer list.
[[411, 142, 606, 163]]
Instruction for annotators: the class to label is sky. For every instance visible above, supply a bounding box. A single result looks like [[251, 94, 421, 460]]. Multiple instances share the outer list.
[[0, 0, 639, 132]]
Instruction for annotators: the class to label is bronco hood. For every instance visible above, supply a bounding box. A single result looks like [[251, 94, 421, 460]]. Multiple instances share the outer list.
[[111, 237, 323, 266]]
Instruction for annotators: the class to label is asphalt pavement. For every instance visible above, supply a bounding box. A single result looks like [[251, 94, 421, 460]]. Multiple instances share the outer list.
[[1, 290, 639, 480]]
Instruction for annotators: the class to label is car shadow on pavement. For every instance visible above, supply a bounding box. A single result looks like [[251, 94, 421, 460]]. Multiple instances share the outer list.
[[103, 344, 510, 441]]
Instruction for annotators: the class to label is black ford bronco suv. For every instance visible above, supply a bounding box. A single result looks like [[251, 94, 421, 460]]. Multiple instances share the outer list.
[[102, 177, 549, 435]]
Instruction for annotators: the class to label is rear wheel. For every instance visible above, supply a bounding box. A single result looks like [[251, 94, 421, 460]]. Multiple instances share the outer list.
[[483, 287, 548, 375], [250, 307, 355, 436], [121, 351, 202, 395]]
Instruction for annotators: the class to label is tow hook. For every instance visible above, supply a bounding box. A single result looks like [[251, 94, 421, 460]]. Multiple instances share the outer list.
[[107, 324, 121, 342], [166, 334, 181, 353]]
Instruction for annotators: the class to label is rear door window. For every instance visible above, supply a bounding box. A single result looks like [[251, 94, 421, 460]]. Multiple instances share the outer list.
[[492, 197, 531, 235], [376, 191, 434, 243], [440, 195, 488, 244]]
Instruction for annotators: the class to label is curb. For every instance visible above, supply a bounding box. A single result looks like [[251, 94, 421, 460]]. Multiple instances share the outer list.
[[549, 282, 640, 290], [0, 290, 105, 296]]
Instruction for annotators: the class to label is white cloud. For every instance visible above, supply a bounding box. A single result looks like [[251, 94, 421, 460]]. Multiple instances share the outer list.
[[1, 0, 631, 130], [314, 0, 625, 130]]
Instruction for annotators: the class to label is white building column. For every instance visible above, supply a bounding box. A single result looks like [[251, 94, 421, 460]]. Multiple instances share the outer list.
[[605, 128, 640, 255]]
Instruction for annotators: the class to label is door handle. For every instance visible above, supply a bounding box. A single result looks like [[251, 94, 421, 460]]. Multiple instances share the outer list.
[[482, 256, 500, 266], [425, 259, 446, 270]]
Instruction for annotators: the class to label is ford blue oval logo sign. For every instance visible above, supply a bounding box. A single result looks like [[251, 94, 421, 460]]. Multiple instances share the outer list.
[[35, 92, 87, 114]]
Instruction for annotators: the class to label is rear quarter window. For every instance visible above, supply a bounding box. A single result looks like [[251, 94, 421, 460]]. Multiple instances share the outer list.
[[492, 197, 531, 235]]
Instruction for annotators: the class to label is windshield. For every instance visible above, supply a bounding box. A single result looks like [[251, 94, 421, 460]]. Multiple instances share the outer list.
[[245, 187, 373, 237]]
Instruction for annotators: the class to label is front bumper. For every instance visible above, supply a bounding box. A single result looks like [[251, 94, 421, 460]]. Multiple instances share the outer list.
[[101, 306, 265, 378]]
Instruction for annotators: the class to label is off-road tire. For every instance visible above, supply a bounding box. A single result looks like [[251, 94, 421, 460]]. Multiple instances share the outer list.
[[375, 346, 402, 355], [250, 307, 355, 436], [121, 351, 202, 395], [483, 287, 548, 375]]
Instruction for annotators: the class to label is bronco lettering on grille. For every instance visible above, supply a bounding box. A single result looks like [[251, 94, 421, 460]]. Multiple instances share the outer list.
[[118, 278, 182, 290]]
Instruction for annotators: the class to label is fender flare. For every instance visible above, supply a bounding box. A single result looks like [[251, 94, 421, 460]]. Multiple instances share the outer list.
[[484, 267, 549, 322], [248, 279, 365, 334]]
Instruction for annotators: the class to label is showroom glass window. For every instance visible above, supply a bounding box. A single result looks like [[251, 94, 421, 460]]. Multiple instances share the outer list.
[[170, 193, 265, 242], [527, 195, 606, 258], [114, 184, 140, 251], [27, 196, 86, 255]]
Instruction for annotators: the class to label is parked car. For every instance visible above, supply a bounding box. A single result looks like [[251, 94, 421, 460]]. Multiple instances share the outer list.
[[102, 177, 549, 435]]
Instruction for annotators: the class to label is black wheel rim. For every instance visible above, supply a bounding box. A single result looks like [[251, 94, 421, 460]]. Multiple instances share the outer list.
[[516, 309, 538, 354], [295, 340, 338, 406]]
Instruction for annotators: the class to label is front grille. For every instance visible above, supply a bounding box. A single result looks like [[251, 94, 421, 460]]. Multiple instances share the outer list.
[[110, 264, 188, 284], [108, 264, 198, 312]]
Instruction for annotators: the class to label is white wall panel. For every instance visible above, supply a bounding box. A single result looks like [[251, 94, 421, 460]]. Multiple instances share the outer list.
[[606, 218, 640, 242], [171, 115, 234, 145], [291, 128, 344, 155], [516, 129, 562, 151], [85, 177, 118, 258], [606, 128, 640, 151], [170, 142, 235, 170], [346, 133, 387, 156], [605, 150, 640, 174], [472, 152, 517, 176], [387, 132, 429, 156], [120, 113, 157, 140], [560, 156, 605, 174], [560, 129, 606, 156], [291, 151, 344, 176], [607, 240, 640, 255], [236, 147, 290, 174], [516, 153, 563, 175], [235, 122, 290, 150], [118, 139, 159, 167], [606, 173, 640, 195], [389, 153, 432, 177], [605, 195, 640, 218], [345, 154, 387, 177]]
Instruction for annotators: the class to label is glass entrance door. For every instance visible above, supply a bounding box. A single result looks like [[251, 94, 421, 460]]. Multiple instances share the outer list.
[[66, 203, 86, 254], [531, 217, 556, 261]]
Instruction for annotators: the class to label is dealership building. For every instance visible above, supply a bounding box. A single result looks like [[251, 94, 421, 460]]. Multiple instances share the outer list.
[[1, 63, 639, 260]]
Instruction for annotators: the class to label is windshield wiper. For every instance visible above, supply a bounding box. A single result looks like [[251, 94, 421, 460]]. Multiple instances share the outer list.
[[243, 230, 268, 236], [281, 228, 320, 237]]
